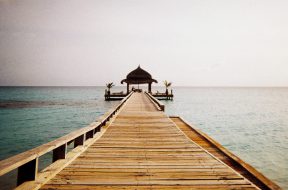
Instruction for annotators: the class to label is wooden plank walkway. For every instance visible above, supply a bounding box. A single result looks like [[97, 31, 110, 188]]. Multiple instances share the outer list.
[[40, 92, 259, 190]]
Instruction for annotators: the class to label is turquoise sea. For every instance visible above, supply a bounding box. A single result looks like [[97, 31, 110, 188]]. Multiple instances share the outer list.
[[0, 87, 287, 189]]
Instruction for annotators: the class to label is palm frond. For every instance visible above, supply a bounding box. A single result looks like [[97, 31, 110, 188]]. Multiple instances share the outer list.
[[163, 80, 172, 88], [106, 82, 115, 89]]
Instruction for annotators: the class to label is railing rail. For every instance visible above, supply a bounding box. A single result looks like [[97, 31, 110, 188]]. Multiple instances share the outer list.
[[145, 92, 165, 111], [0, 91, 133, 186]]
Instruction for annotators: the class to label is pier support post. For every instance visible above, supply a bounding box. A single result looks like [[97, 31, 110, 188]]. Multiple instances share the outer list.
[[17, 158, 38, 185]]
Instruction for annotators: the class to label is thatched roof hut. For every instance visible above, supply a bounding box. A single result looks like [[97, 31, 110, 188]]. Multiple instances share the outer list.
[[121, 66, 157, 93]]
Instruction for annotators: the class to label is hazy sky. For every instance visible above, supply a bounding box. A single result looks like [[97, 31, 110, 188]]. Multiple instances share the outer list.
[[0, 0, 287, 86]]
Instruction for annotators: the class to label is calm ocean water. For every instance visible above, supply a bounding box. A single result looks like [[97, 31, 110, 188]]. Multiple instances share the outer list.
[[0, 87, 287, 189]]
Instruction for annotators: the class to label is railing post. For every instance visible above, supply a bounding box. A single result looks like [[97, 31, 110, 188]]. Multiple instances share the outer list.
[[85, 130, 94, 140], [52, 144, 67, 162], [74, 134, 85, 148], [17, 158, 38, 185], [161, 105, 165, 111], [95, 126, 101, 133], [93, 127, 97, 134]]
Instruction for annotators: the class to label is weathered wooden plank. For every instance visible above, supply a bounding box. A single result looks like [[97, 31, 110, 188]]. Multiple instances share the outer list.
[[46, 178, 252, 185], [61, 167, 233, 173], [40, 184, 257, 190], [65, 165, 228, 169]]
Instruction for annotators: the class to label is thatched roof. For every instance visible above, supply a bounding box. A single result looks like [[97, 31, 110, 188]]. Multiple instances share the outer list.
[[121, 66, 158, 84]]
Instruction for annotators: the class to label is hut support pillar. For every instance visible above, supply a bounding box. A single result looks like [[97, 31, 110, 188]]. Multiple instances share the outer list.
[[148, 83, 152, 93], [126, 83, 130, 95]]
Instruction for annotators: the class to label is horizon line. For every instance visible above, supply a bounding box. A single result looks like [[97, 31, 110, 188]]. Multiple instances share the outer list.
[[0, 85, 287, 88]]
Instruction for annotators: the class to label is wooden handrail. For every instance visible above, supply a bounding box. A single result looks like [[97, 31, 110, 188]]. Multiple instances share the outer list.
[[145, 92, 165, 111], [100, 91, 133, 125], [0, 91, 133, 186], [0, 122, 98, 176]]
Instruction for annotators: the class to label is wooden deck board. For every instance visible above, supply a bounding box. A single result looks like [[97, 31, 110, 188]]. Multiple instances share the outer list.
[[40, 92, 259, 190]]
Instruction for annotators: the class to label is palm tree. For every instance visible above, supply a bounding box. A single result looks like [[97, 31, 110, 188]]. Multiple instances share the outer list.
[[163, 80, 172, 95], [106, 82, 115, 95]]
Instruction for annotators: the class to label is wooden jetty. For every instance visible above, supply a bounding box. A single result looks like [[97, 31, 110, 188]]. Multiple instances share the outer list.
[[0, 92, 281, 190]]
